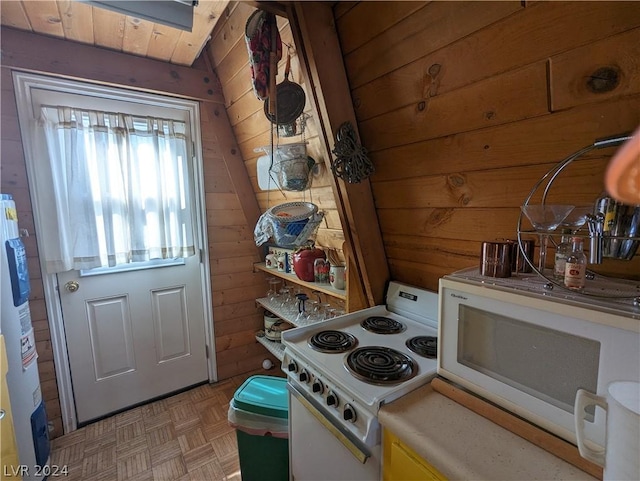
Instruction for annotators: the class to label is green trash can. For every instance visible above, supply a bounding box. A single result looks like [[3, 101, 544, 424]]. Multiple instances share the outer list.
[[228, 375, 289, 481]]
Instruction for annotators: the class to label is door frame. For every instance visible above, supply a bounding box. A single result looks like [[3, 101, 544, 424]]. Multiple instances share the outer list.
[[12, 71, 217, 433]]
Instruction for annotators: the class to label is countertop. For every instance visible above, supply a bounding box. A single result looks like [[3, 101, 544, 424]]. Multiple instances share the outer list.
[[378, 382, 597, 481]]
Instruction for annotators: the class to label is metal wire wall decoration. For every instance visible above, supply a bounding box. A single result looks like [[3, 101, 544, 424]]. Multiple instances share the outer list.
[[330, 121, 374, 183]]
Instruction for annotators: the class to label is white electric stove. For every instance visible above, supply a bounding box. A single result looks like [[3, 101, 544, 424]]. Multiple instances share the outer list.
[[281, 281, 438, 480]]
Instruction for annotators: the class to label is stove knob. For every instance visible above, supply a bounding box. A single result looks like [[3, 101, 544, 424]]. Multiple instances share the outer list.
[[312, 380, 324, 394], [287, 360, 298, 373], [299, 369, 309, 383], [343, 404, 357, 423], [326, 391, 339, 408]]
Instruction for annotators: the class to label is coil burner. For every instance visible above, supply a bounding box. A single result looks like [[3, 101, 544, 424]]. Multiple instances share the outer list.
[[345, 346, 416, 385], [406, 336, 437, 359], [308, 330, 358, 353], [360, 317, 405, 335]]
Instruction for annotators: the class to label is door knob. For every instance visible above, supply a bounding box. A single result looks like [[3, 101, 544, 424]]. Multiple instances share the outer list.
[[65, 281, 80, 293]]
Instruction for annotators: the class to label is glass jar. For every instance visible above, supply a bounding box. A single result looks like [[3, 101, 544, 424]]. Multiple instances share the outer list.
[[314, 258, 329, 283]]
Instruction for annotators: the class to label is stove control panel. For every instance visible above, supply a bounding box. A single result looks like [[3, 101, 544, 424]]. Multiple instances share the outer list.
[[282, 351, 379, 446]]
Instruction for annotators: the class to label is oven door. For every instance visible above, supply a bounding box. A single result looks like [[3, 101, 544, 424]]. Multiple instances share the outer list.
[[288, 383, 381, 481]]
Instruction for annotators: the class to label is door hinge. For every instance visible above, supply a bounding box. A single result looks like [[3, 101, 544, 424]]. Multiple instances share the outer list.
[[205, 345, 209, 359]]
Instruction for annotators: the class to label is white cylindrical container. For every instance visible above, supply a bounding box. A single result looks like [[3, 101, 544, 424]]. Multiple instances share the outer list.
[[1, 193, 50, 479], [265, 253, 276, 269], [264, 311, 292, 342], [329, 265, 346, 290]]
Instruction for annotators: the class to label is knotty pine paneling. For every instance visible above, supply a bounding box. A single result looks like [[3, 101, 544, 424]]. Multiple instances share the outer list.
[[335, 1, 640, 288], [336, 1, 427, 56], [198, 91, 270, 384], [343, 1, 522, 90], [374, 159, 609, 210], [360, 61, 550, 152], [209, 240, 261, 263], [550, 28, 640, 111], [209, 255, 257, 275], [351, 2, 640, 122], [211, 270, 265, 292], [370, 96, 640, 182], [205, 4, 348, 256], [207, 225, 254, 244], [215, 313, 268, 338]]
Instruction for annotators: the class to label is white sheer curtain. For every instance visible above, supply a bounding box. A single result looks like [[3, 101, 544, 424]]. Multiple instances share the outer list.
[[35, 106, 195, 273]]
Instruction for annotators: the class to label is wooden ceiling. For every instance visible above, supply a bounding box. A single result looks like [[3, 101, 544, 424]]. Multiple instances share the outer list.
[[0, 0, 231, 67]]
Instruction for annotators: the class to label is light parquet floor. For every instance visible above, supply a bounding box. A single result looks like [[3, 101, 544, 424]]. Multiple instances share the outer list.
[[49, 369, 281, 481]]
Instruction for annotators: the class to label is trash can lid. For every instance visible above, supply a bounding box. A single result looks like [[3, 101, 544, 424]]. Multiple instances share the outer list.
[[233, 375, 288, 419]]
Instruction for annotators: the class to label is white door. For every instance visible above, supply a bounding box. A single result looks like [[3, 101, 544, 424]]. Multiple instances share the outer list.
[[13, 73, 214, 428], [58, 255, 208, 424]]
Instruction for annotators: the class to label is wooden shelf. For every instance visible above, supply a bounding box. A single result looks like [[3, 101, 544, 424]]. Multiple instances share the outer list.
[[256, 297, 330, 327], [255, 332, 285, 361], [254, 261, 347, 362], [254, 262, 347, 300]]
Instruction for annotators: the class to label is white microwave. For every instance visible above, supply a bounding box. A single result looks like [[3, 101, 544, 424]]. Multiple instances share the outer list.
[[437, 268, 640, 449]]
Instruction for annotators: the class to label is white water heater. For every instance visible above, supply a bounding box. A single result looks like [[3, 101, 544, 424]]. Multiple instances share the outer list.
[[0, 194, 50, 480]]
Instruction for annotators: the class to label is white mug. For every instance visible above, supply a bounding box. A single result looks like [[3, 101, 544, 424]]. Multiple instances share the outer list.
[[329, 265, 346, 290], [265, 253, 276, 269], [574, 381, 640, 480]]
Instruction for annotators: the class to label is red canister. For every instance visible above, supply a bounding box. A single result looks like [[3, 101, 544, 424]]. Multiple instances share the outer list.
[[292, 247, 326, 282]]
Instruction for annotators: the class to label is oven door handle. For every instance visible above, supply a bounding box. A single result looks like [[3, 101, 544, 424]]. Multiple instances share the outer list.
[[288, 383, 371, 464]]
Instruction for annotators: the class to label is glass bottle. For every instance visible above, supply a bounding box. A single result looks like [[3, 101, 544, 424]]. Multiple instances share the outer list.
[[553, 229, 572, 281], [564, 237, 587, 290], [594, 191, 620, 258]]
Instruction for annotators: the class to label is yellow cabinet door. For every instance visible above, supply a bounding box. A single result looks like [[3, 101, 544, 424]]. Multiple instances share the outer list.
[[383, 429, 447, 481], [1, 335, 22, 481]]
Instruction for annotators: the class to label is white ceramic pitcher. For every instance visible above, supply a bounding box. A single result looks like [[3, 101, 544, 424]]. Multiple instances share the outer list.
[[574, 381, 640, 480]]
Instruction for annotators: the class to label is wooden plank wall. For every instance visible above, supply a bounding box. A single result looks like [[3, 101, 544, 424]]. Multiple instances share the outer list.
[[0, 27, 276, 437], [204, 3, 351, 326], [205, 3, 347, 256], [334, 1, 640, 292]]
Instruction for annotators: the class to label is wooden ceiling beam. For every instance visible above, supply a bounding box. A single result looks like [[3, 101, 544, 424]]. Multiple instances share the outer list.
[[1, 27, 225, 104], [246, 1, 289, 18]]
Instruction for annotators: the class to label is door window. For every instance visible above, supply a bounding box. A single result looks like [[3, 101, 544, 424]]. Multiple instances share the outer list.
[[38, 106, 196, 273]]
